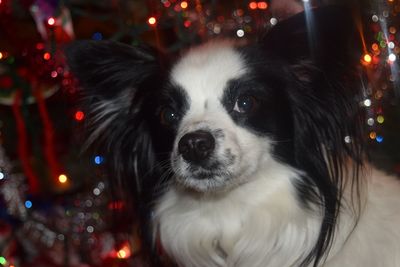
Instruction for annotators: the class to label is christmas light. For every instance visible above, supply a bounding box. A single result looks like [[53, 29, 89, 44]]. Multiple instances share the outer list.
[[58, 174, 68, 183], [117, 245, 131, 259], [43, 52, 51, 60], [51, 71, 58, 78], [236, 29, 245, 37], [249, 2, 257, 10], [376, 135, 384, 143], [0, 52, 3, 60], [75, 111, 85, 121], [363, 99, 372, 107], [369, 132, 377, 139], [0, 257, 6, 265], [94, 155, 104, 165], [367, 118, 375, 126], [25, 200, 33, 209], [148, 16, 157, 25], [180, 1, 188, 9], [388, 53, 396, 62], [0, 172, 4, 180], [377, 115, 385, 124], [363, 54, 372, 63], [257, 2, 268, 9], [47, 17, 55, 26], [270, 17, 278, 25]]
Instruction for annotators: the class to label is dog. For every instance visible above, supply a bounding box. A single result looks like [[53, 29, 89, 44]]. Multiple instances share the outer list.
[[66, 6, 400, 267]]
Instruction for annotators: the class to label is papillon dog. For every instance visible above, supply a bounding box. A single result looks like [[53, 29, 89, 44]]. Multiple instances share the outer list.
[[66, 6, 400, 267]]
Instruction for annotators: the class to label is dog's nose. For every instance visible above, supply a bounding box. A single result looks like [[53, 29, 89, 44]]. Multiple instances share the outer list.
[[178, 130, 215, 163]]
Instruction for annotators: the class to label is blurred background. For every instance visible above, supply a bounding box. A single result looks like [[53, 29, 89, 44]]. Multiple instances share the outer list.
[[0, 0, 399, 266]]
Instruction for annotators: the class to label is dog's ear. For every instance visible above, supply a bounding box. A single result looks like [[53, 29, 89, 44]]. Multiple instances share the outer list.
[[65, 40, 166, 201], [261, 7, 365, 266]]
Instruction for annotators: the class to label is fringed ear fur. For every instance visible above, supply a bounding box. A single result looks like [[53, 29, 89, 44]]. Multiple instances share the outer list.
[[261, 6, 365, 267], [66, 40, 167, 264]]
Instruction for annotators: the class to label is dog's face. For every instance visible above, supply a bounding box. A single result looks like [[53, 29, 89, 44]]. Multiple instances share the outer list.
[[153, 42, 293, 192]]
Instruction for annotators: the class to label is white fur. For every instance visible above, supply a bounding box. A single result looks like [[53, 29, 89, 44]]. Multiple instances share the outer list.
[[153, 42, 400, 267]]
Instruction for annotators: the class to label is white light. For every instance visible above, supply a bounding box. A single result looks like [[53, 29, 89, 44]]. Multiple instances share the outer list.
[[270, 17, 278, 25], [344, 136, 351, 143], [372, 15, 379, 22], [236, 29, 245, 38], [388, 42, 395, 49], [367, 118, 375, 126], [363, 99, 372, 107], [0, 172, 4, 180], [93, 188, 101, 196], [87, 226, 94, 233], [388, 53, 396, 62]]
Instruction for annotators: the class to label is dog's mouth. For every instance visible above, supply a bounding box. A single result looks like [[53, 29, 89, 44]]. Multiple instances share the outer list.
[[172, 161, 234, 192]]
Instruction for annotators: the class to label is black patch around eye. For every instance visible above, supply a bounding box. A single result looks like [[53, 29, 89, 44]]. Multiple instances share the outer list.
[[156, 83, 190, 129]]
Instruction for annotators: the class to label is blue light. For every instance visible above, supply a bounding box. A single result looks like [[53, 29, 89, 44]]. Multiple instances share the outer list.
[[25, 200, 33, 209], [94, 156, 104, 165], [376, 135, 384, 143], [92, 32, 103, 41]]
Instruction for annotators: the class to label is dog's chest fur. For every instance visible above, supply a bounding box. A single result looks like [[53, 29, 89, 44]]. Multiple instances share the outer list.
[[154, 162, 322, 267]]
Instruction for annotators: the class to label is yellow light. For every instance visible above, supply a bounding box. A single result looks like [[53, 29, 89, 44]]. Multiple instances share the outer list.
[[363, 54, 372, 63], [0, 52, 2, 59], [180, 1, 188, 9], [148, 17, 157, 25], [58, 174, 68, 183], [377, 115, 385, 124], [369, 132, 377, 139], [117, 249, 127, 259]]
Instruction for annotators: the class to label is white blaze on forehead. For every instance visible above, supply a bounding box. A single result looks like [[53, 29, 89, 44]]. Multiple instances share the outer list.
[[171, 42, 247, 107]]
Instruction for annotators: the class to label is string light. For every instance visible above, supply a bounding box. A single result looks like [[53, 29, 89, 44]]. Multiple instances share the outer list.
[[58, 174, 68, 184], [249, 2, 257, 10], [43, 52, 51, 60], [180, 1, 188, 9], [25, 200, 33, 209], [257, 2, 268, 9], [236, 29, 245, 37], [75, 111, 85, 121], [47, 17, 55, 26], [363, 99, 372, 107], [148, 16, 157, 25], [363, 53, 372, 63], [376, 135, 384, 143], [0, 171, 4, 180], [377, 115, 385, 124], [388, 53, 396, 62], [117, 245, 131, 259], [0, 52, 3, 60], [0, 257, 6, 265], [94, 155, 104, 165], [369, 131, 377, 139]]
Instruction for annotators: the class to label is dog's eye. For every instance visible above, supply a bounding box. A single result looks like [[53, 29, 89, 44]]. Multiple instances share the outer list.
[[160, 107, 179, 126], [233, 95, 257, 114]]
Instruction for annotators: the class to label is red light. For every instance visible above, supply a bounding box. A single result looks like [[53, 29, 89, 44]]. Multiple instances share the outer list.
[[164, 1, 171, 7], [43, 52, 51, 60], [47, 17, 55, 26], [249, 1, 257, 9], [75, 111, 85, 121], [184, 20, 191, 28], [148, 17, 157, 25], [257, 2, 268, 9]]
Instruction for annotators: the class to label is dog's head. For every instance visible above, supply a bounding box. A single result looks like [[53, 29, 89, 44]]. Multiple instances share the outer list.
[[66, 6, 365, 266]]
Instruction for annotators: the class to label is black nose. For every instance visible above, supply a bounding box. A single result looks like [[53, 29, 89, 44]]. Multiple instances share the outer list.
[[178, 130, 215, 163]]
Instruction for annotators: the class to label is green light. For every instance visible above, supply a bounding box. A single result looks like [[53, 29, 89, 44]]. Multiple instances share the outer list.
[[0, 256, 7, 265]]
